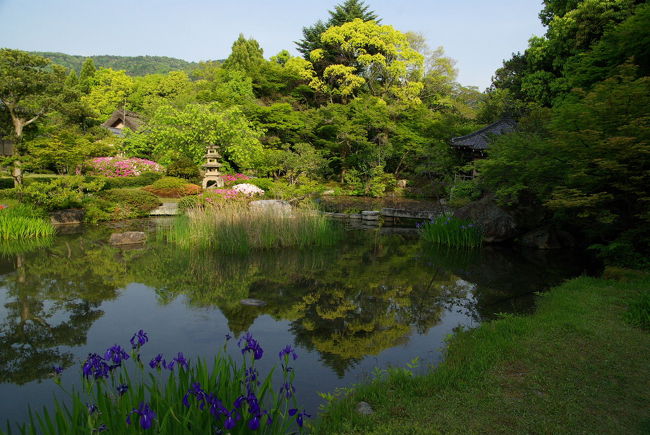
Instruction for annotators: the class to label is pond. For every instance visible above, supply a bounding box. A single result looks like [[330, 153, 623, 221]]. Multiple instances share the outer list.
[[0, 219, 595, 426]]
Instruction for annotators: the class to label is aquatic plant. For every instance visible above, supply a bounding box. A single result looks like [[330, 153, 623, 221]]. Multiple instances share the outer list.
[[0, 202, 55, 241], [418, 215, 482, 248], [2, 331, 309, 434], [166, 202, 342, 254]]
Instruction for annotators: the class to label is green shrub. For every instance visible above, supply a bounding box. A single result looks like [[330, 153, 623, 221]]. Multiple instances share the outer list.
[[84, 189, 161, 223], [449, 178, 482, 207], [20, 176, 105, 210], [166, 156, 201, 181], [143, 177, 202, 198]]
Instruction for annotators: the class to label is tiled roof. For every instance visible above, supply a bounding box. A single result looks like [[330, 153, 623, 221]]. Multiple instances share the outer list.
[[451, 119, 517, 151]]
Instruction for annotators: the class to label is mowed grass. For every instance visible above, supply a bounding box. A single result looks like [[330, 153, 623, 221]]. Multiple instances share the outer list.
[[314, 273, 650, 434]]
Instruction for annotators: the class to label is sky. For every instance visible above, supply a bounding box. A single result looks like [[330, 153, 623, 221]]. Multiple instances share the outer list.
[[0, 0, 546, 90]]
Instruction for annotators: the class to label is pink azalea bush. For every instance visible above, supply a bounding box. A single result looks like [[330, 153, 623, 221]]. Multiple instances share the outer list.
[[85, 157, 164, 178], [221, 173, 250, 186]]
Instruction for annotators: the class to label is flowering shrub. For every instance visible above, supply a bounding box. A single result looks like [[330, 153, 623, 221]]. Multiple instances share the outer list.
[[85, 157, 164, 178], [233, 183, 265, 197], [11, 331, 309, 434], [222, 173, 250, 186]]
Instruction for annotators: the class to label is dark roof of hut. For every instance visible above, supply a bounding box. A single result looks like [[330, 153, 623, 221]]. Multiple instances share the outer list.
[[451, 119, 517, 151], [102, 109, 143, 135]]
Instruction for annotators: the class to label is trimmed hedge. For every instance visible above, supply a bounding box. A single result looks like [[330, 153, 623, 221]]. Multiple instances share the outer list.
[[84, 188, 161, 223]]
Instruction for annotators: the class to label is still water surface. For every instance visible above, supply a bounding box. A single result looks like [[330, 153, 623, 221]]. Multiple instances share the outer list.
[[0, 219, 593, 425]]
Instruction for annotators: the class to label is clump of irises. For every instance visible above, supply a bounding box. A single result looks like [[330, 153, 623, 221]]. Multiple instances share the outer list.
[[417, 214, 483, 248], [5, 330, 309, 434]]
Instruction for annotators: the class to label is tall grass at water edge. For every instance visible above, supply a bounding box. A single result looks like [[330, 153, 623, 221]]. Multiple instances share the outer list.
[[164, 203, 342, 254], [0, 201, 55, 241], [418, 214, 482, 248]]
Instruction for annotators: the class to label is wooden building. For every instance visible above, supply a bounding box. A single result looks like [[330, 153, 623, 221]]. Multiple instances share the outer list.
[[102, 109, 143, 136], [451, 118, 517, 159]]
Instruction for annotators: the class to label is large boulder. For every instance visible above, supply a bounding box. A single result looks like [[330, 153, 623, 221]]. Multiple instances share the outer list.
[[519, 226, 575, 249], [109, 231, 146, 246], [249, 200, 291, 215], [454, 196, 518, 243], [50, 209, 85, 225]]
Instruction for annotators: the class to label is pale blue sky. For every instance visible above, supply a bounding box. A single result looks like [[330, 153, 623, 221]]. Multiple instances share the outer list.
[[0, 0, 545, 90]]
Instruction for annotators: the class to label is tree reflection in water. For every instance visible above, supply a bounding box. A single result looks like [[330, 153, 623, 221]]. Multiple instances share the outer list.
[[0, 222, 592, 384]]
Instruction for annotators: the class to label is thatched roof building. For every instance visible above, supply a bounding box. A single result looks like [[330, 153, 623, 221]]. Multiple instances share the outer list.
[[102, 109, 143, 136], [451, 119, 517, 155]]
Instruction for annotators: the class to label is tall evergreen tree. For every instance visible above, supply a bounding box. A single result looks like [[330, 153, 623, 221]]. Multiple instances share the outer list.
[[79, 58, 96, 93], [223, 34, 265, 75], [295, 0, 379, 58]]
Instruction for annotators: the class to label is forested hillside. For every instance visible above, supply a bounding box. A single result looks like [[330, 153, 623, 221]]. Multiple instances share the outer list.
[[33, 52, 199, 76]]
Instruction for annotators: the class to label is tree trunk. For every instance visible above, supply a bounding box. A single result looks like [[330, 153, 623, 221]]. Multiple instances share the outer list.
[[12, 160, 23, 187]]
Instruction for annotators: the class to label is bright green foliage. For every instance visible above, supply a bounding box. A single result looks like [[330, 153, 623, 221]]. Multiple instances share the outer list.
[[83, 188, 161, 222], [78, 57, 96, 93], [309, 19, 424, 103], [0, 201, 54, 241], [19, 176, 105, 211], [166, 156, 201, 181], [296, 0, 379, 58], [123, 103, 264, 169], [25, 126, 114, 174], [82, 68, 134, 118], [129, 71, 191, 114], [223, 34, 265, 74]]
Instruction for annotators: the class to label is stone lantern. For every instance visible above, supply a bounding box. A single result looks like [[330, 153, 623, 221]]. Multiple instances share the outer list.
[[202, 144, 225, 189]]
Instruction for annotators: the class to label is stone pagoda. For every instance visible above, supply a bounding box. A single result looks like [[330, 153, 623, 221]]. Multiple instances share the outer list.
[[201, 144, 225, 189]]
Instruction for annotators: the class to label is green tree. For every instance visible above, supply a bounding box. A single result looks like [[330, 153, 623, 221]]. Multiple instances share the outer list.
[[81, 68, 134, 119], [0, 49, 65, 186], [78, 57, 96, 93], [296, 0, 379, 58], [123, 103, 264, 169], [223, 34, 265, 75]]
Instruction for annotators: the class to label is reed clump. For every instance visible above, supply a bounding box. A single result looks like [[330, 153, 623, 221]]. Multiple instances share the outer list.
[[0, 202, 55, 241], [418, 214, 482, 248], [165, 202, 342, 254]]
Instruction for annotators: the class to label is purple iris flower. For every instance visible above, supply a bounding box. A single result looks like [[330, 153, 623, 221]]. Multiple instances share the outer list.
[[52, 366, 64, 375], [104, 345, 129, 366], [83, 353, 111, 379], [238, 332, 264, 360], [280, 382, 295, 399], [278, 345, 298, 361], [224, 412, 237, 430], [149, 354, 163, 369], [126, 402, 156, 430], [162, 359, 175, 371], [87, 403, 98, 415], [130, 330, 149, 349], [117, 384, 128, 396], [174, 352, 188, 369], [248, 415, 260, 430], [225, 333, 232, 341], [289, 409, 311, 428], [92, 424, 107, 433]]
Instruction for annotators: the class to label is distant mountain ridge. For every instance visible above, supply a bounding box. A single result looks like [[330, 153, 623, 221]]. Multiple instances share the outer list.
[[33, 52, 200, 76]]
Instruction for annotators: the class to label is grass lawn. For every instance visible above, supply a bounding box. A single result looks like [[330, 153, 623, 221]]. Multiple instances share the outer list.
[[314, 272, 650, 434]]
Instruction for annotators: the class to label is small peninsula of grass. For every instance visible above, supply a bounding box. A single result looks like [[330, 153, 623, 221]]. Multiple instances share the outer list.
[[0, 200, 55, 241], [315, 272, 650, 434], [165, 202, 342, 254]]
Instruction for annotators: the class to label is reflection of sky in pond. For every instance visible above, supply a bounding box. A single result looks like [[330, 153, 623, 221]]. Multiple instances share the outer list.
[[0, 222, 594, 426]]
